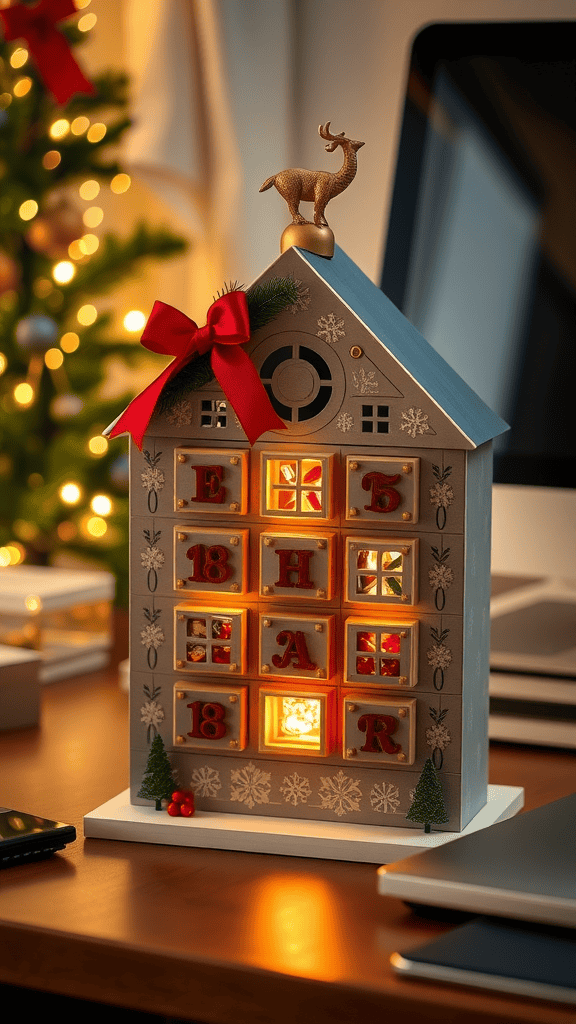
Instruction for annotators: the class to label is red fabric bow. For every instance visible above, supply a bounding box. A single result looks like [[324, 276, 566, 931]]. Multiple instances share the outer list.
[[1, 0, 95, 105], [108, 293, 286, 450]]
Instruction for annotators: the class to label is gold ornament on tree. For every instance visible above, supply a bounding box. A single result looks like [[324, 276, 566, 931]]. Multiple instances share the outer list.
[[26, 197, 84, 258], [259, 122, 364, 258]]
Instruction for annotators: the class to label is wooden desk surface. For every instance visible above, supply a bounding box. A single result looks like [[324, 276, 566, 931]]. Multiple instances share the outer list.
[[1, 625, 575, 1024]]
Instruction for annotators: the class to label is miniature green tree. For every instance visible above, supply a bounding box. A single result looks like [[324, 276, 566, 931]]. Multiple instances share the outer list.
[[406, 757, 449, 833], [137, 734, 175, 811]]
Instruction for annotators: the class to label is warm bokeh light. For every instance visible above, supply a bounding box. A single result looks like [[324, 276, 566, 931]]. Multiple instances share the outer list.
[[13, 77, 32, 97], [71, 116, 90, 135], [91, 494, 112, 516], [78, 234, 99, 255], [57, 521, 77, 542], [49, 119, 70, 139], [86, 516, 107, 537], [59, 482, 82, 505], [0, 93, 12, 109], [45, 348, 64, 370], [14, 519, 39, 542], [52, 260, 76, 284], [79, 179, 100, 201], [67, 240, 84, 260], [74, 0, 92, 8], [42, 150, 61, 170], [6, 543, 24, 565], [0, 354, 7, 375], [123, 309, 146, 332], [110, 173, 131, 194], [0, 548, 11, 567], [25, 594, 42, 612], [87, 123, 106, 143], [28, 473, 43, 489], [82, 206, 103, 228], [78, 12, 97, 31], [77, 304, 97, 326], [14, 382, 34, 405], [9, 48, 28, 69], [33, 278, 53, 298], [60, 332, 80, 353], [88, 435, 108, 456], [19, 199, 38, 221]]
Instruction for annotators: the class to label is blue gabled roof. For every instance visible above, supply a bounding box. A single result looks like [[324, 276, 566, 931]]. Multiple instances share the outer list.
[[301, 245, 508, 448]]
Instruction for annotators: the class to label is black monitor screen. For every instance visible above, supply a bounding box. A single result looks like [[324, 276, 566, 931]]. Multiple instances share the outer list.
[[381, 21, 576, 487]]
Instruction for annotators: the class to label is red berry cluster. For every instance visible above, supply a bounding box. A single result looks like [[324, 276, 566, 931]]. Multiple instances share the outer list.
[[167, 790, 195, 817]]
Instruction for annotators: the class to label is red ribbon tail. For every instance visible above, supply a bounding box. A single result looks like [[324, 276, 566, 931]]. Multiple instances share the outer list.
[[29, 29, 95, 103], [108, 358, 185, 450], [211, 345, 286, 445]]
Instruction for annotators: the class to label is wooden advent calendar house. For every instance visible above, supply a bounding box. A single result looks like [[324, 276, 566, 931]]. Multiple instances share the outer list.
[[122, 239, 508, 837]]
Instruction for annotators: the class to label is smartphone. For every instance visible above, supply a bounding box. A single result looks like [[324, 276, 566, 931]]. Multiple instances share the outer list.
[[0, 806, 76, 866], [391, 916, 576, 1005]]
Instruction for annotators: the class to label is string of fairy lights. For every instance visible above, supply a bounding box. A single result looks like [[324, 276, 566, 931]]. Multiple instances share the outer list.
[[0, 0, 152, 569], [0, 0, 147, 569]]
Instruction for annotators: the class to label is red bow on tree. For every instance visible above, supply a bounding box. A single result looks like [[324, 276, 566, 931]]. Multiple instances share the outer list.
[[0, 0, 95, 105], [108, 293, 287, 450]]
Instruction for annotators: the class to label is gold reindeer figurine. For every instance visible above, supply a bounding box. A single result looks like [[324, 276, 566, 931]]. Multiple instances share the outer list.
[[260, 122, 364, 257]]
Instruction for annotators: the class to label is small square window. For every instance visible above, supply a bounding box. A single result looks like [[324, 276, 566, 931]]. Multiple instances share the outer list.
[[377, 405, 389, 417], [345, 616, 418, 687], [200, 400, 227, 428], [361, 421, 374, 433], [362, 405, 373, 417]]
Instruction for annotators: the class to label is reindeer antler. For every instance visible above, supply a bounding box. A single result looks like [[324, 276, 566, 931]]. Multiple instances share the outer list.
[[319, 121, 347, 152]]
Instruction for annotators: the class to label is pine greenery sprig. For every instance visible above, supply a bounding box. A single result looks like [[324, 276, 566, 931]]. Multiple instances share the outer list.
[[157, 276, 298, 413]]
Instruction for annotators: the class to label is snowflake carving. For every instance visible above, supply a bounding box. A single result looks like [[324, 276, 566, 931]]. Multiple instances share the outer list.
[[370, 781, 400, 814], [140, 623, 165, 649], [166, 398, 192, 426], [427, 707, 451, 752], [317, 312, 345, 343], [230, 762, 271, 810], [336, 411, 354, 433], [190, 765, 222, 799], [352, 367, 378, 395], [140, 546, 165, 571], [141, 682, 164, 741], [400, 407, 431, 438], [141, 606, 164, 650], [141, 465, 165, 492], [428, 563, 455, 590], [287, 279, 311, 314], [426, 643, 453, 670], [318, 770, 362, 817], [429, 481, 454, 509], [140, 700, 164, 729], [280, 772, 312, 807]]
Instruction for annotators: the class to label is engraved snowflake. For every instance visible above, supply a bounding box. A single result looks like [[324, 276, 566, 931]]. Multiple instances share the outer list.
[[426, 723, 451, 751], [426, 643, 453, 670], [140, 700, 165, 729], [230, 762, 271, 810], [317, 312, 345, 343], [400, 407, 431, 438], [352, 367, 379, 395], [140, 623, 165, 649], [166, 398, 192, 426], [336, 411, 354, 433], [370, 781, 400, 814], [428, 563, 455, 590], [318, 770, 362, 817], [429, 481, 454, 509], [280, 772, 312, 807], [141, 466, 165, 492], [288, 280, 311, 314], [140, 546, 165, 570], [190, 765, 222, 799]]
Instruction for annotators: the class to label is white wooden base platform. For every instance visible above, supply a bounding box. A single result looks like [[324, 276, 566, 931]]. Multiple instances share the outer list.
[[84, 785, 524, 863]]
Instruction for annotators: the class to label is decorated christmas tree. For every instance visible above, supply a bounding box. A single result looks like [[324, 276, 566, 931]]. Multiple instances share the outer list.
[[137, 734, 176, 811], [0, 2, 187, 605], [406, 758, 449, 833]]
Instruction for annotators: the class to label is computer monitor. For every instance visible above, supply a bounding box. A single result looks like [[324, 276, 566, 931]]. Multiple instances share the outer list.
[[381, 20, 576, 678]]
